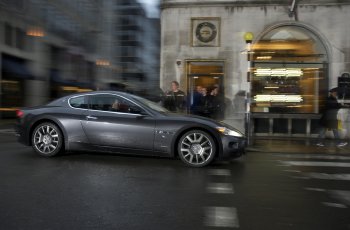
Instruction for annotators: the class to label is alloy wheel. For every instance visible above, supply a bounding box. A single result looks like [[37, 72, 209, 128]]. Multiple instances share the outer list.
[[32, 123, 62, 156], [178, 130, 215, 167]]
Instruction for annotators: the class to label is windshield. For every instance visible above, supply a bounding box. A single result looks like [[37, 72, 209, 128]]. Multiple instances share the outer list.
[[131, 95, 169, 113]]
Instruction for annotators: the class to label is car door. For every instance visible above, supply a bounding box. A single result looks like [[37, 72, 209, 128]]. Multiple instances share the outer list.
[[65, 95, 90, 145], [81, 93, 156, 151]]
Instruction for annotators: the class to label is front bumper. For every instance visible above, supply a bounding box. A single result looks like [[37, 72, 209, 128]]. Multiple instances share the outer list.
[[220, 135, 246, 159]]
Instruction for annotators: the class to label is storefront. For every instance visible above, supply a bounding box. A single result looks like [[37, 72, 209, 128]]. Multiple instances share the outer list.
[[250, 24, 329, 137], [160, 0, 350, 138]]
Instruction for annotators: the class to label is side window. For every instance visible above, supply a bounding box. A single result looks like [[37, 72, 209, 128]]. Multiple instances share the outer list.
[[89, 95, 115, 111], [69, 96, 88, 109], [89, 94, 145, 114], [116, 97, 145, 114]]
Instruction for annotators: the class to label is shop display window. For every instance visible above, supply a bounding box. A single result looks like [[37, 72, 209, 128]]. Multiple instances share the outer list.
[[250, 26, 328, 114]]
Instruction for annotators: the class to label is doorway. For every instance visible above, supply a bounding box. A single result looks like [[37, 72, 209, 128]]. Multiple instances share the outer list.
[[186, 61, 224, 116]]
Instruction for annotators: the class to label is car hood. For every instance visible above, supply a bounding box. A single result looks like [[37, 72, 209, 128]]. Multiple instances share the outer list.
[[160, 112, 235, 130]]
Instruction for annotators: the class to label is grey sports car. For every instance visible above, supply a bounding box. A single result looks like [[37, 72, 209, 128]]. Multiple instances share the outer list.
[[15, 91, 245, 167]]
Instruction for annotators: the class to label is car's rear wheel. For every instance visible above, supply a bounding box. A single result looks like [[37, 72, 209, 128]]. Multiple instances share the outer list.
[[178, 130, 216, 167], [32, 122, 63, 157]]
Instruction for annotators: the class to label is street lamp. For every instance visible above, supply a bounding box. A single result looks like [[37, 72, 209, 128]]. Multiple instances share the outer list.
[[243, 32, 254, 145], [244, 32, 254, 44]]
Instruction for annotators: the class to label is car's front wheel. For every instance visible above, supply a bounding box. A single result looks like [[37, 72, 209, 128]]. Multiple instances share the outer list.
[[178, 130, 216, 167], [32, 122, 63, 157]]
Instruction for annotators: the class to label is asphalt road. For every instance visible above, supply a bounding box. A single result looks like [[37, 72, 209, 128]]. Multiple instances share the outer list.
[[0, 131, 350, 230]]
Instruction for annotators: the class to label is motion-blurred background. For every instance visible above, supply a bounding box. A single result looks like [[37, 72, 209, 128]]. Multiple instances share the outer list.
[[0, 0, 160, 118]]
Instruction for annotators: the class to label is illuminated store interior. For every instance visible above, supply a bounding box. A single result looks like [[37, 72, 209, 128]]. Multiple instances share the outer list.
[[251, 26, 328, 114]]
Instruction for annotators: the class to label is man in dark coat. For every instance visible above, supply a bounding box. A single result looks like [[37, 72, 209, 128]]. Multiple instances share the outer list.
[[163, 81, 186, 113], [209, 86, 225, 120], [190, 85, 203, 115], [317, 88, 348, 147]]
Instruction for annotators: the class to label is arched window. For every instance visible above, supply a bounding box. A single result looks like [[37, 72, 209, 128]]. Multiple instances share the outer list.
[[251, 25, 328, 114]]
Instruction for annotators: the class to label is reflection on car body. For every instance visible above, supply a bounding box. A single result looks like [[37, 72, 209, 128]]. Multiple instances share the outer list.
[[15, 91, 245, 167]]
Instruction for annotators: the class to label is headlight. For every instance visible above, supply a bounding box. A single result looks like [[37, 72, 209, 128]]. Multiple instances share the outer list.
[[216, 127, 243, 137]]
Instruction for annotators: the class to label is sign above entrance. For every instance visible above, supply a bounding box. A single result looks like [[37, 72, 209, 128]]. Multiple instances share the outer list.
[[191, 17, 220, 47]]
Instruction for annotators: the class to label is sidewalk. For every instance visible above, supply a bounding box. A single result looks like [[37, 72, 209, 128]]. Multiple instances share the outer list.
[[247, 138, 350, 154]]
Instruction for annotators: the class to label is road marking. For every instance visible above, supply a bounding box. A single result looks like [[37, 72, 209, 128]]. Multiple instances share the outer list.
[[275, 154, 350, 161], [0, 128, 16, 134], [290, 176, 310, 179], [329, 190, 350, 206], [283, 169, 301, 173], [207, 183, 234, 194], [305, 188, 350, 207], [204, 207, 239, 228], [280, 161, 350, 168], [322, 202, 347, 208], [304, 187, 326, 192], [302, 173, 350, 181], [207, 169, 231, 176]]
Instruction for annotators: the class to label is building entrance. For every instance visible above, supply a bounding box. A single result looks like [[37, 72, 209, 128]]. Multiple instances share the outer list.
[[186, 61, 224, 119]]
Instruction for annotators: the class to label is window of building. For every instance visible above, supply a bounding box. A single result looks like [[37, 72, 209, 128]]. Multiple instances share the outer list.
[[3, 24, 31, 51], [16, 28, 25, 50], [1, 0, 24, 10], [121, 46, 136, 57], [5, 23, 13, 46], [119, 0, 131, 5], [118, 33, 136, 41], [120, 17, 131, 25], [251, 26, 328, 114]]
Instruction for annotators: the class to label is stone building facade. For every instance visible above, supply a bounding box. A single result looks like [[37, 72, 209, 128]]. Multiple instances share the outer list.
[[160, 0, 350, 137]]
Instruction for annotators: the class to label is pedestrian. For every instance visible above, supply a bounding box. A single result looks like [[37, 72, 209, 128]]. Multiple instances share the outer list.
[[316, 88, 348, 147], [199, 87, 212, 117], [190, 85, 203, 115], [339, 107, 350, 140], [164, 81, 186, 112], [209, 86, 225, 120]]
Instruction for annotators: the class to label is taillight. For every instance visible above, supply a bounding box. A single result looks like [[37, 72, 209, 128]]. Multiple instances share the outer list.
[[16, 110, 24, 118]]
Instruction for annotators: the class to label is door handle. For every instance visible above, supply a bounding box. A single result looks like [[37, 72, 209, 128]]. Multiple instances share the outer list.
[[86, 115, 98, 120]]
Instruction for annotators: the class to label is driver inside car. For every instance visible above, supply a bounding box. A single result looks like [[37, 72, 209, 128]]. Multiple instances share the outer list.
[[111, 99, 120, 112]]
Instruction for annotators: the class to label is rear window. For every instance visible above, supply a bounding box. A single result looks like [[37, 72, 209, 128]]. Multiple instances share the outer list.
[[69, 96, 88, 109]]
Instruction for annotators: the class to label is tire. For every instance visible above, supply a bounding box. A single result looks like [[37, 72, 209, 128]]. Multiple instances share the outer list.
[[32, 122, 63, 157], [178, 130, 216, 167]]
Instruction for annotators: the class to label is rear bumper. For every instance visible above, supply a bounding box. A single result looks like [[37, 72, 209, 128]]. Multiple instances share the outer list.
[[220, 135, 246, 159]]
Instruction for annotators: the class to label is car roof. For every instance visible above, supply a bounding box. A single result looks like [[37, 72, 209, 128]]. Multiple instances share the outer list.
[[47, 91, 135, 106], [68, 90, 133, 98]]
